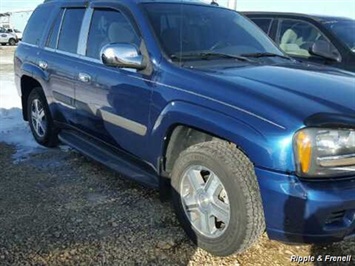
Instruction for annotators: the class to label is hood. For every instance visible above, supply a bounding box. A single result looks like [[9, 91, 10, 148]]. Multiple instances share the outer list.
[[192, 63, 355, 131]]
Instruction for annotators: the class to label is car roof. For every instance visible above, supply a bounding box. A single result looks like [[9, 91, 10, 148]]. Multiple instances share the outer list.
[[43, 0, 209, 4], [243, 11, 353, 23]]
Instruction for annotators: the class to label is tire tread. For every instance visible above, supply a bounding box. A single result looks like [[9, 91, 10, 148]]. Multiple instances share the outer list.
[[172, 140, 265, 256]]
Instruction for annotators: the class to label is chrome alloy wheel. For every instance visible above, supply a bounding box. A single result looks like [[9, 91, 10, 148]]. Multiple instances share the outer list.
[[180, 165, 230, 238], [31, 99, 47, 138]]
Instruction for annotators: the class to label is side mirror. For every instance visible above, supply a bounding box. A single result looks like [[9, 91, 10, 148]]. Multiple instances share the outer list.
[[101, 43, 146, 70], [309, 40, 341, 62]]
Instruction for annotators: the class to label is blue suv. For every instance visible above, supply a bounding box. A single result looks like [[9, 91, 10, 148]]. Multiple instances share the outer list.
[[15, 0, 355, 256]]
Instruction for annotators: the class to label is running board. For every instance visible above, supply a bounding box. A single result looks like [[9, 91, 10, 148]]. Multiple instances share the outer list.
[[58, 130, 159, 188]]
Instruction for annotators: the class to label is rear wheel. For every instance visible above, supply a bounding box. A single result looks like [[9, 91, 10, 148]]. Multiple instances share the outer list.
[[8, 38, 16, 46], [27, 87, 58, 147], [171, 141, 265, 256]]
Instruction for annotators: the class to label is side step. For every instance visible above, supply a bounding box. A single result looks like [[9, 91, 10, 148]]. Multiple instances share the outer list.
[[58, 130, 159, 188]]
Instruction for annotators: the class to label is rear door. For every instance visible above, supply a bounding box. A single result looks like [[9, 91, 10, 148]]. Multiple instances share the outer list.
[[41, 6, 86, 125]]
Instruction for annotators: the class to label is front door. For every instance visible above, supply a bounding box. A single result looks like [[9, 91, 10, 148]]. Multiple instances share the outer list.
[[74, 7, 153, 158]]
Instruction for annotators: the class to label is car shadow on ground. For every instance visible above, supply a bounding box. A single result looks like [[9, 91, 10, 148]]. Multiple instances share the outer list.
[[310, 243, 355, 266]]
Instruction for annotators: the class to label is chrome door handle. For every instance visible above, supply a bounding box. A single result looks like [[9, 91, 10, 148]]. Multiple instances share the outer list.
[[78, 73, 91, 83], [39, 60, 48, 70]]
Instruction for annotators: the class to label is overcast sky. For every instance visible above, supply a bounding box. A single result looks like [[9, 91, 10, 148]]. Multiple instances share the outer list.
[[1, 0, 354, 30], [0, 0, 43, 12]]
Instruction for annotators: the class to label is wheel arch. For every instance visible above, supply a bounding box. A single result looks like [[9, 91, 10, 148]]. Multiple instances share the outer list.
[[20, 75, 43, 121], [164, 124, 221, 173], [20, 63, 49, 121], [150, 101, 270, 176]]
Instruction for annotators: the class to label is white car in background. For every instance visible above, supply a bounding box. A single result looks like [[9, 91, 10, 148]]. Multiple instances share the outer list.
[[6, 28, 23, 41], [0, 27, 18, 46]]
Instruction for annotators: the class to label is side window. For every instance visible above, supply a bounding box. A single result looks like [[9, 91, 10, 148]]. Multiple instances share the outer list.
[[46, 9, 64, 49], [86, 8, 140, 59], [278, 19, 335, 58], [22, 5, 54, 45], [57, 8, 85, 54], [251, 18, 273, 34]]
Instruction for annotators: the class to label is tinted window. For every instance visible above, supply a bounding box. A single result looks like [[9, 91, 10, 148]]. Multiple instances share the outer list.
[[251, 18, 273, 34], [144, 4, 282, 58], [22, 5, 54, 45], [58, 8, 85, 53], [86, 9, 140, 59], [323, 20, 355, 52], [278, 19, 337, 58], [46, 9, 64, 49]]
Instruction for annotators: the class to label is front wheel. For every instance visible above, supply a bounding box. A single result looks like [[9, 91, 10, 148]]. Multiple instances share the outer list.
[[171, 141, 265, 256], [27, 87, 58, 147]]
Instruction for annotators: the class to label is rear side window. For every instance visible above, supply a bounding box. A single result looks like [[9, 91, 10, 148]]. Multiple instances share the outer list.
[[46, 9, 64, 49], [251, 18, 273, 34], [57, 8, 85, 53], [22, 5, 54, 45]]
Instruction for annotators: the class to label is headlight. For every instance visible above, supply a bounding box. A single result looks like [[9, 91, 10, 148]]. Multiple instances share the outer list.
[[294, 128, 355, 177]]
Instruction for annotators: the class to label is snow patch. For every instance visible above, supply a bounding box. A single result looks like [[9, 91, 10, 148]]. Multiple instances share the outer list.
[[0, 77, 21, 109], [0, 108, 45, 162], [0, 70, 45, 162], [0, 57, 14, 65]]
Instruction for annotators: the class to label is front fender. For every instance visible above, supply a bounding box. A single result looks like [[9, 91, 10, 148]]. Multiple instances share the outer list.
[[148, 101, 292, 171]]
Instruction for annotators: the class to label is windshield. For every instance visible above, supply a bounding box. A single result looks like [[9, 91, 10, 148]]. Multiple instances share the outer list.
[[143, 3, 283, 60], [323, 19, 355, 53], [14, 29, 21, 33]]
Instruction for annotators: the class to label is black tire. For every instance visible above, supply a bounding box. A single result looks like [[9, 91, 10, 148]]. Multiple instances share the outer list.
[[8, 38, 16, 46], [171, 141, 265, 256], [27, 87, 58, 147]]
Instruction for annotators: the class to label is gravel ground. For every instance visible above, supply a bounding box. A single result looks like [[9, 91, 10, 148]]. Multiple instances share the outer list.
[[1, 46, 354, 265]]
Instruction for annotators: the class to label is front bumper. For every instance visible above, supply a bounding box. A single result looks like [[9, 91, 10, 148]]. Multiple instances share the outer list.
[[256, 168, 355, 243]]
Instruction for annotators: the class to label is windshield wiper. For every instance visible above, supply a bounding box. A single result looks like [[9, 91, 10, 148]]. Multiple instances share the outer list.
[[171, 52, 254, 62], [240, 52, 292, 60]]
